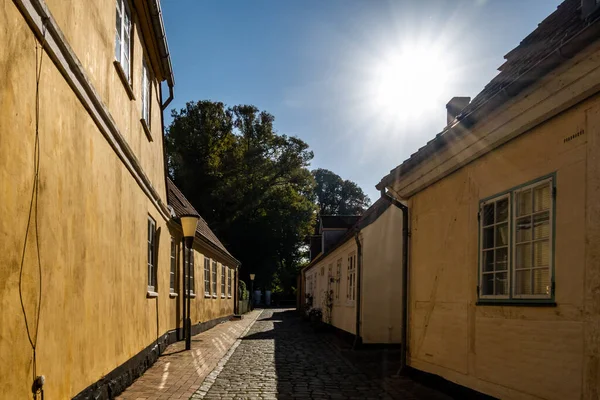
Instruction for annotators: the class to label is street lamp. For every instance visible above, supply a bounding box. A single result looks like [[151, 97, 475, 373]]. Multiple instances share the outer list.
[[249, 274, 256, 311], [181, 214, 199, 351]]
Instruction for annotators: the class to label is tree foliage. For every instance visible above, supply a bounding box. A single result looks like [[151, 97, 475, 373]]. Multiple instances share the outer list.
[[166, 101, 316, 291], [312, 168, 371, 215]]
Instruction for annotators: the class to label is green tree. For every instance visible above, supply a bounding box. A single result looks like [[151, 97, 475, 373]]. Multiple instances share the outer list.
[[166, 101, 316, 291], [312, 168, 371, 215]]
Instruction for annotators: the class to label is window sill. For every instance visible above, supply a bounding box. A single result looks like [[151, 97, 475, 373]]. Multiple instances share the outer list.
[[227, 295, 232, 299], [476, 300, 556, 307], [212, 294, 217, 299], [146, 291, 158, 298], [140, 118, 153, 142], [113, 60, 135, 100], [169, 292, 178, 298], [205, 293, 211, 298], [221, 294, 226, 299]]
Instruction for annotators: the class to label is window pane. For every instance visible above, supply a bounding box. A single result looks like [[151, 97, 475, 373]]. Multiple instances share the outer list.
[[495, 223, 508, 246], [515, 216, 532, 243], [496, 199, 508, 222], [482, 273, 494, 295], [533, 268, 550, 295], [495, 247, 508, 271], [482, 250, 494, 272], [482, 227, 494, 249], [534, 183, 551, 212], [483, 203, 494, 226], [495, 272, 508, 295], [515, 243, 531, 268], [517, 189, 532, 217], [515, 269, 532, 295], [533, 211, 550, 239], [534, 240, 550, 267]]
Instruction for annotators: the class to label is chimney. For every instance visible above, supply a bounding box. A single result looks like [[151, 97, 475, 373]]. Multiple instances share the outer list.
[[446, 97, 470, 126]]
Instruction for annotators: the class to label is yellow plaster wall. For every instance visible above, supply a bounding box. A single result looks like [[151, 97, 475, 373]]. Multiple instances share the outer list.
[[0, 2, 233, 399], [360, 206, 404, 344], [405, 94, 596, 400]]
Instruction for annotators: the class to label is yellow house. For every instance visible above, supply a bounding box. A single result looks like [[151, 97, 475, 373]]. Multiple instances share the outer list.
[[0, 0, 239, 398], [377, 1, 600, 399], [302, 199, 404, 345]]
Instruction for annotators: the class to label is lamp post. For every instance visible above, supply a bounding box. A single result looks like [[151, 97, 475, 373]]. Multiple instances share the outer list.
[[249, 274, 256, 311], [180, 214, 199, 351]]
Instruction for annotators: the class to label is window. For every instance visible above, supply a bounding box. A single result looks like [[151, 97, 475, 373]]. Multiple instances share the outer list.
[[221, 265, 226, 297], [184, 247, 195, 295], [347, 253, 356, 302], [115, 0, 131, 81], [228, 267, 232, 297], [170, 238, 177, 293], [479, 176, 554, 301], [147, 216, 156, 292], [141, 59, 151, 124], [204, 257, 211, 296], [335, 259, 341, 300], [212, 260, 218, 296]]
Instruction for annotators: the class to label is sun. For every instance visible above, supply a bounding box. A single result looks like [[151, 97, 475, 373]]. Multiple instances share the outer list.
[[368, 43, 452, 121]]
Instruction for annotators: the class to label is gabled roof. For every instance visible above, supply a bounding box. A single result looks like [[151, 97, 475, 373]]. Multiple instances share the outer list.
[[304, 198, 392, 271], [320, 215, 361, 230], [377, 0, 600, 191], [167, 178, 238, 265]]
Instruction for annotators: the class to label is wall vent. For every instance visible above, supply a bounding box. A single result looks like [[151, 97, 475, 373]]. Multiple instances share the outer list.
[[563, 129, 585, 143]]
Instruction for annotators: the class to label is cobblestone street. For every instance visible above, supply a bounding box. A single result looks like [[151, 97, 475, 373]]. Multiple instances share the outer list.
[[192, 309, 452, 400]]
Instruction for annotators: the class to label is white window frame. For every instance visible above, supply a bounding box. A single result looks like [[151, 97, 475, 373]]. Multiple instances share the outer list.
[[346, 252, 356, 303], [221, 264, 226, 298], [147, 216, 156, 292], [169, 237, 177, 293], [478, 176, 555, 302], [227, 267, 232, 298], [212, 260, 218, 297], [335, 259, 341, 300], [204, 257, 211, 296], [141, 59, 151, 124], [115, 0, 132, 82], [478, 194, 510, 300], [511, 178, 554, 300], [185, 247, 195, 295]]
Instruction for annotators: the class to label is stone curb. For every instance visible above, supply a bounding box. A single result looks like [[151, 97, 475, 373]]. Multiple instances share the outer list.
[[190, 309, 264, 399]]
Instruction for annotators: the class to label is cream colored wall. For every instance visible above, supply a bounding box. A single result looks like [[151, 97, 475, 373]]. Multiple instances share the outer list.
[[360, 206, 404, 344], [0, 1, 209, 399], [405, 93, 597, 399]]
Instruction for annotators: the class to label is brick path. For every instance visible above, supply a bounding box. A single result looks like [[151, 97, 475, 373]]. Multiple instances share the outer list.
[[117, 310, 262, 400], [192, 308, 452, 400]]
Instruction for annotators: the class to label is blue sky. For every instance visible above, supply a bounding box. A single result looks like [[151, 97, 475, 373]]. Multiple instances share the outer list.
[[161, 0, 562, 201]]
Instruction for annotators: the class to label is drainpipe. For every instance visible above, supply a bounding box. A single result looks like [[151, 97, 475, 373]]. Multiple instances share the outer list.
[[381, 188, 409, 374], [353, 231, 363, 349]]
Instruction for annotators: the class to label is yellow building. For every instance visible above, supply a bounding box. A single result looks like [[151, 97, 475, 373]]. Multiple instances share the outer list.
[[302, 199, 404, 344], [0, 0, 239, 398], [377, 1, 600, 399]]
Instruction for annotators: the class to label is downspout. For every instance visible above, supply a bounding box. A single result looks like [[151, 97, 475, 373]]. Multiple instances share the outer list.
[[381, 188, 409, 374], [353, 231, 363, 349]]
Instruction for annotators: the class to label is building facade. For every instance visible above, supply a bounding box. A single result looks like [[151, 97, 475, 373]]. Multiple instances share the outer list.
[[0, 1, 238, 398], [377, 1, 600, 398], [302, 200, 404, 344]]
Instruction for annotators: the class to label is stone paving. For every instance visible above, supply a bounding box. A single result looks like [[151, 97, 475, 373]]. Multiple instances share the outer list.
[[192, 308, 452, 400], [117, 310, 262, 400]]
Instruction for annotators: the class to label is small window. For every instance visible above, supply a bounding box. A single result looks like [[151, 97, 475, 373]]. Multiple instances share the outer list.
[[347, 253, 356, 302], [169, 238, 177, 293], [147, 216, 156, 292], [115, 0, 131, 82], [204, 257, 211, 296], [221, 265, 226, 297], [479, 176, 554, 302], [141, 59, 151, 124], [228, 267, 232, 297], [212, 260, 218, 296], [184, 247, 195, 294]]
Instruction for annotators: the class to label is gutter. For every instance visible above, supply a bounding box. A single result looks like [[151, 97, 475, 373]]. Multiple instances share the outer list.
[[353, 231, 363, 349], [381, 188, 409, 374], [147, 0, 175, 110]]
